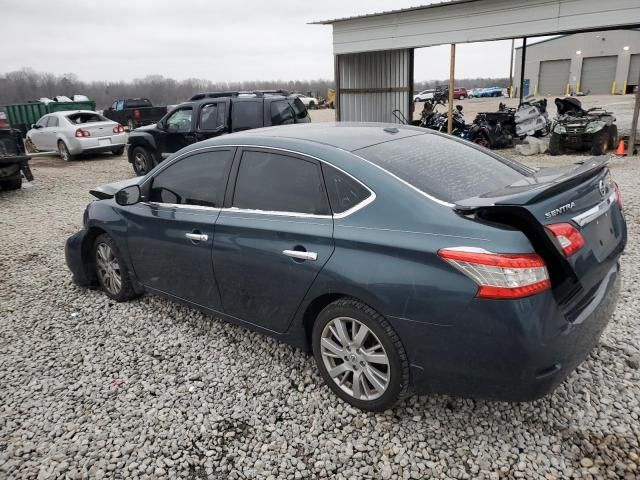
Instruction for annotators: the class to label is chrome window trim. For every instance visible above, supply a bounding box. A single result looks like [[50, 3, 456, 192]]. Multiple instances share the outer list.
[[142, 144, 377, 219], [142, 201, 221, 212], [572, 192, 616, 227]]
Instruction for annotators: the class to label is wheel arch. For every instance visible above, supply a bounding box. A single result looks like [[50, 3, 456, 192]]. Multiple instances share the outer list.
[[79, 226, 108, 285]]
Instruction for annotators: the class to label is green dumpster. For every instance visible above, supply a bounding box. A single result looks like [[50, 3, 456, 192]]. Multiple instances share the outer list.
[[4, 100, 96, 135]]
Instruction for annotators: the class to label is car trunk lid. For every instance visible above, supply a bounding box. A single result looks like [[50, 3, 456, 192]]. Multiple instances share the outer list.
[[456, 157, 626, 310], [80, 121, 117, 138]]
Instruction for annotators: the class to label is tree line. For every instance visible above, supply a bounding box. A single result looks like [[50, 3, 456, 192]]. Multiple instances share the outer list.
[[0, 69, 508, 110]]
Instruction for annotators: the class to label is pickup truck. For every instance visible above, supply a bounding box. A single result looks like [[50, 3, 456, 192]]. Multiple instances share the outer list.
[[103, 98, 167, 131], [126, 91, 310, 175]]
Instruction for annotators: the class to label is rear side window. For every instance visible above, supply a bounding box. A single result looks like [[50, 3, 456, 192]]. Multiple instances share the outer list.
[[270, 100, 294, 125], [199, 103, 226, 130], [288, 97, 309, 121], [231, 101, 262, 131], [150, 150, 233, 207], [322, 164, 371, 214], [356, 134, 528, 203], [47, 117, 59, 127], [233, 150, 329, 215]]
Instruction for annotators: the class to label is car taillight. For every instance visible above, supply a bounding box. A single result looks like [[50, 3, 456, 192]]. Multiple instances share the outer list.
[[546, 223, 584, 256], [113, 124, 125, 134], [437, 248, 551, 299], [75, 128, 90, 137], [134, 109, 141, 119], [614, 182, 623, 210]]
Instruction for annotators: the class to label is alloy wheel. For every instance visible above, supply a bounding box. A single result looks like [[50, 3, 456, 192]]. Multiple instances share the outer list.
[[320, 316, 390, 401], [58, 142, 70, 161], [133, 152, 148, 175], [95, 243, 122, 296]]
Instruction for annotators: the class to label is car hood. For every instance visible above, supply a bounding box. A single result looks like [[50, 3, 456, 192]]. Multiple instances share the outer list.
[[89, 176, 142, 200], [130, 124, 157, 134]]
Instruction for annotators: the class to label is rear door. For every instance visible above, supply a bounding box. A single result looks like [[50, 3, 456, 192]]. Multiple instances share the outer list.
[[212, 148, 334, 332], [124, 148, 235, 309]]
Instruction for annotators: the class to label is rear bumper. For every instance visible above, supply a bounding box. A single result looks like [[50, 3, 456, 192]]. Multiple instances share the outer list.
[[390, 262, 621, 401], [67, 134, 127, 155]]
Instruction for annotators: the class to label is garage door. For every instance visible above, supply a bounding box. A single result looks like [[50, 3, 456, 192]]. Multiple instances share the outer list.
[[580, 56, 617, 94], [538, 59, 570, 96], [628, 54, 640, 88]]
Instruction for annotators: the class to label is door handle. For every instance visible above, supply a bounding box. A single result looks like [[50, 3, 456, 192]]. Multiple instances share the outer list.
[[283, 249, 317, 261], [185, 232, 208, 242]]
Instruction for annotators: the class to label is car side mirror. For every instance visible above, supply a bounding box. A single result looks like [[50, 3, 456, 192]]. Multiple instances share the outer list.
[[115, 185, 141, 206], [32, 124, 41, 129]]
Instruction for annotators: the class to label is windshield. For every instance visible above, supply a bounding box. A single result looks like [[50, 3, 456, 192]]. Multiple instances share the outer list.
[[355, 133, 531, 203]]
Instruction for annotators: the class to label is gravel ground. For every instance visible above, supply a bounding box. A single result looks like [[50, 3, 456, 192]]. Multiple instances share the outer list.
[[1, 150, 639, 480]]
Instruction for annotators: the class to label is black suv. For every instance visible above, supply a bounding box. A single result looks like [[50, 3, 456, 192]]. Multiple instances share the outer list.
[[126, 91, 310, 175]]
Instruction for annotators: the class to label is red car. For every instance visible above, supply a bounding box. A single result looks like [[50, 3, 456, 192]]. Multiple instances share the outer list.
[[453, 88, 468, 100]]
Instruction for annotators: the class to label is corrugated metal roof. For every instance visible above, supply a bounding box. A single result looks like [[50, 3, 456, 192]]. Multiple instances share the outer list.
[[310, 0, 481, 25]]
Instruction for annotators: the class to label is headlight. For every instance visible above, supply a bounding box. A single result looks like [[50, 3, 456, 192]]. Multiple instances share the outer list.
[[553, 123, 566, 134], [585, 121, 605, 134]]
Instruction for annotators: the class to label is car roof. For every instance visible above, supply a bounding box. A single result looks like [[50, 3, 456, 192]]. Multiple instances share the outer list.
[[198, 122, 431, 152], [52, 110, 99, 116]]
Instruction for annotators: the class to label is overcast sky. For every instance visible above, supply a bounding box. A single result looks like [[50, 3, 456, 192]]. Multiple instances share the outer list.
[[2, 0, 517, 83]]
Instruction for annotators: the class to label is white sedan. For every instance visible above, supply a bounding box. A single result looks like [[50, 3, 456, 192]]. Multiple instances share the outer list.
[[292, 93, 319, 109], [26, 110, 127, 161], [413, 89, 436, 102]]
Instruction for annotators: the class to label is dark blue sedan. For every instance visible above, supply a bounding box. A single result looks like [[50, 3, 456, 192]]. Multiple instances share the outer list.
[[66, 123, 626, 411]]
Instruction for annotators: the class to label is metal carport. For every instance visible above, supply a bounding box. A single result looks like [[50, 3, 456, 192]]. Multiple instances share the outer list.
[[313, 0, 640, 153]]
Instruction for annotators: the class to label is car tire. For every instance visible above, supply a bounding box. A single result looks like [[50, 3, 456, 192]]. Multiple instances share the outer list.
[[473, 133, 491, 149], [112, 146, 125, 156], [24, 137, 36, 153], [0, 178, 22, 190], [131, 147, 154, 176], [607, 125, 618, 150], [93, 233, 139, 302], [548, 133, 564, 156], [312, 297, 409, 412], [58, 140, 73, 161], [590, 129, 609, 156]]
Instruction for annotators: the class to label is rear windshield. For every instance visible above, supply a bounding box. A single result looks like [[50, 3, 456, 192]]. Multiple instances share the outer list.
[[125, 99, 152, 108], [288, 97, 309, 121], [66, 113, 106, 124], [356, 133, 530, 203]]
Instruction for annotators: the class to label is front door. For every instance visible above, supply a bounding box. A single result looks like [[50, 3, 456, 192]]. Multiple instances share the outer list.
[[125, 148, 235, 309], [213, 148, 334, 333], [30, 115, 51, 150], [156, 107, 197, 158]]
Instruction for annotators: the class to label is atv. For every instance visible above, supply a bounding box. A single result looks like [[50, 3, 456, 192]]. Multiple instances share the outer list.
[[0, 128, 33, 191], [549, 97, 617, 156]]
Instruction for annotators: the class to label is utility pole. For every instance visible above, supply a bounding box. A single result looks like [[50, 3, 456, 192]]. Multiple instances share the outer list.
[[447, 44, 456, 134], [629, 73, 640, 156], [509, 39, 515, 98]]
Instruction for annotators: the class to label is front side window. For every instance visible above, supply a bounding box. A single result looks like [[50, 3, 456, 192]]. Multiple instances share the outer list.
[[166, 108, 192, 132], [233, 150, 329, 215], [322, 164, 371, 214], [149, 150, 233, 207], [36, 116, 49, 128], [116, 100, 125, 111], [48, 116, 59, 127], [199, 103, 225, 131]]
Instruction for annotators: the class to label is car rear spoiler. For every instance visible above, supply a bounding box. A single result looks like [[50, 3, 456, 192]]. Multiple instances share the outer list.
[[90, 177, 141, 200], [455, 157, 608, 213]]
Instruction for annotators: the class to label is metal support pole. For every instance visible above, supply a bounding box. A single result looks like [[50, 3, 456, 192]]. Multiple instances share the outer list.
[[447, 44, 456, 134], [628, 73, 640, 156], [334, 55, 341, 121], [509, 39, 515, 98], [519, 37, 527, 105]]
